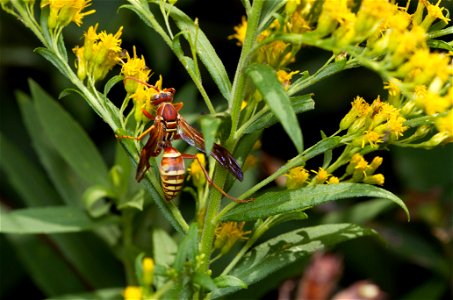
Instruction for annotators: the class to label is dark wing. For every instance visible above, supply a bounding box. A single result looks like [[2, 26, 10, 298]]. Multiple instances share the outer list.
[[136, 121, 165, 181], [178, 116, 243, 181]]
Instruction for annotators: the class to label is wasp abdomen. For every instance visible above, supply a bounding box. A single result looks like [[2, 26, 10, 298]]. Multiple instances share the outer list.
[[159, 147, 185, 201]]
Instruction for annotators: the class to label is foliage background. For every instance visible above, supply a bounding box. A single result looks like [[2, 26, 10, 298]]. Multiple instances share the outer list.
[[0, 0, 452, 299]]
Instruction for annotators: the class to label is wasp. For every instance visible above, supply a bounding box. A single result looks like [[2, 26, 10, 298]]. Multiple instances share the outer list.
[[118, 80, 246, 201]]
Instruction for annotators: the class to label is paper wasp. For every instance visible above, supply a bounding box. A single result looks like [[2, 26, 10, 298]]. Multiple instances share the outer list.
[[118, 78, 246, 201]]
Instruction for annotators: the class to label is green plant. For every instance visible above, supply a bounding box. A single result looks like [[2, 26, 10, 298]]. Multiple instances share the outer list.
[[1, 0, 452, 299]]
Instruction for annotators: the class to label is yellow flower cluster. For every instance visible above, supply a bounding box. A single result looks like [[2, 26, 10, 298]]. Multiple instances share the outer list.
[[73, 24, 123, 82], [341, 96, 408, 149], [285, 166, 339, 189], [41, 0, 95, 29], [214, 222, 251, 255], [345, 153, 385, 186]]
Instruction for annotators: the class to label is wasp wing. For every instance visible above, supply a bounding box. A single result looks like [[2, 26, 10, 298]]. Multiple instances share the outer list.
[[136, 121, 165, 181], [178, 116, 243, 181]]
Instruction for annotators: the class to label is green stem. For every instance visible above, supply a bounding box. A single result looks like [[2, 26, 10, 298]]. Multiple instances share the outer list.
[[229, 0, 264, 138], [198, 168, 228, 273]]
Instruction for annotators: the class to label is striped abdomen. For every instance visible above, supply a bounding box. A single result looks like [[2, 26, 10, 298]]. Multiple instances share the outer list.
[[159, 147, 185, 201]]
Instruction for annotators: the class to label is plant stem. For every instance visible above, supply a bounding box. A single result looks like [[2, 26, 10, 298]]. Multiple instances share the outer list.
[[229, 0, 264, 138], [198, 168, 227, 273]]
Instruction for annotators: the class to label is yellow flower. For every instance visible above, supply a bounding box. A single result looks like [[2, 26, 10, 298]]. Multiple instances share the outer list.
[[286, 166, 309, 189], [327, 176, 340, 184], [131, 86, 157, 122], [73, 24, 123, 82], [312, 167, 330, 184], [41, 0, 95, 29], [229, 16, 247, 46], [364, 173, 385, 185], [214, 222, 251, 255], [121, 46, 152, 94], [188, 153, 207, 189], [142, 257, 154, 286], [123, 286, 141, 300], [276, 70, 299, 90], [419, 0, 450, 29], [360, 130, 383, 148], [435, 110, 453, 136], [340, 96, 371, 131]]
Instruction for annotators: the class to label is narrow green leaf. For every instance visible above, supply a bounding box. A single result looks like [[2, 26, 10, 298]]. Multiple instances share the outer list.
[[104, 75, 124, 96], [221, 183, 409, 221], [152, 228, 177, 268], [5, 235, 86, 297], [30, 80, 111, 187], [212, 223, 376, 298], [0, 206, 119, 234], [168, 5, 232, 101], [82, 185, 114, 218], [214, 275, 247, 289], [304, 136, 342, 161], [173, 223, 198, 271], [17, 91, 84, 205], [193, 272, 217, 291], [47, 288, 123, 300], [49, 234, 124, 289], [322, 198, 394, 224], [200, 116, 221, 155], [0, 133, 61, 207], [427, 39, 453, 51], [117, 189, 145, 211], [243, 94, 314, 134], [34, 47, 69, 80], [247, 63, 303, 152]]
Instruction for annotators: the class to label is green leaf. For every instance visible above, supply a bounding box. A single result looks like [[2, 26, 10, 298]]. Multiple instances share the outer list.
[[104, 75, 124, 96], [212, 223, 376, 298], [322, 198, 394, 224], [288, 59, 348, 95], [193, 272, 217, 291], [168, 5, 232, 101], [47, 288, 123, 300], [172, 32, 197, 78], [34, 47, 69, 80], [246, 64, 303, 152], [0, 132, 61, 207], [82, 185, 114, 218], [427, 39, 453, 51], [5, 234, 86, 297], [243, 94, 314, 134], [173, 223, 198, 271], [117, 189, 145, 211], [221, 183, 409, 221], [200, 116, 222, 155], [30, 80, 111, 187], [304, 136, 342, 160], [17, 91, 84, 205], [214, 275, 247, 289], [0, 206, 119, 234], [153, 228, 177, 287]]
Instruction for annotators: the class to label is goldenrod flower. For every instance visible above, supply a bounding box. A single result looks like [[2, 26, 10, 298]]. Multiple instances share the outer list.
[[340, 96, 370, 131], [364, 174, 385, 186], [277, 70, 299, 90], [73, 24, 123, 82], [188, 153, 207, 189], [312, 167, 330, 184], [418, 0, 450, 29], [41, 0, 95, 29], [131, 86, 157, 122], [229, 16, 247, 46], [121, 46, 152, 94], [214, 222, 251, 255], [327, 176, 340, 184], [123, 286, 142, 300], [286, 166, 309, 189], [435, 110, 453, 137]]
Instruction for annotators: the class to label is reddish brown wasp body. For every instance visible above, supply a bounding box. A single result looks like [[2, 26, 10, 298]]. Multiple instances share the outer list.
[[118, 81, 245, 201], [159, 146, 185, 201]]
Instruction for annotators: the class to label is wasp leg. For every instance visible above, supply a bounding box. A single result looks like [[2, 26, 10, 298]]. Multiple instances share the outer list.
[[181, 153, 253, 203]]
